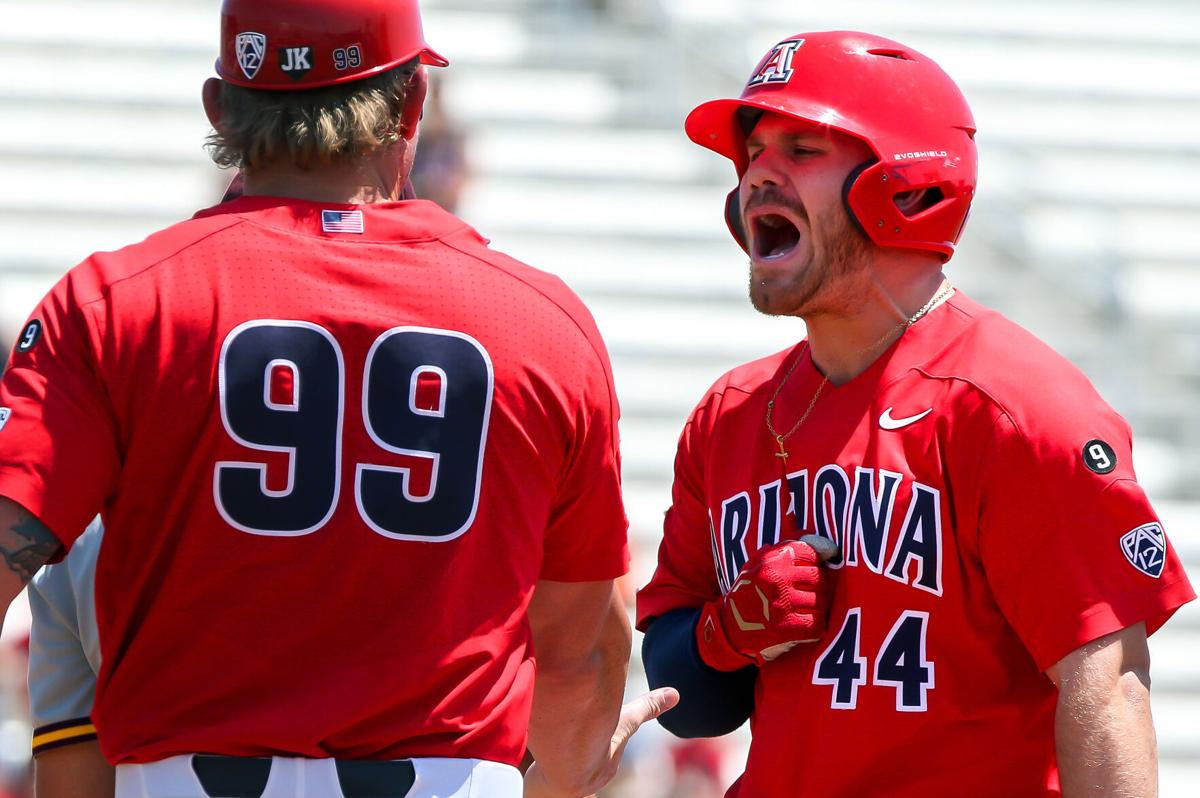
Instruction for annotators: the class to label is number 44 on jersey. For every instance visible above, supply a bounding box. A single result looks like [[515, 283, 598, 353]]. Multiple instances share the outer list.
[[814, 608, 935, 712]]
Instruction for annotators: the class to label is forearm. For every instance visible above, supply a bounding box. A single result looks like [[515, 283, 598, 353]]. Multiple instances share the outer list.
[[1052, 625, 1157, 797], [642, 608, 756, 737], [1056, 669, 1156, 797], [527, 594, 630, 795], [35, 741, 115, 798]]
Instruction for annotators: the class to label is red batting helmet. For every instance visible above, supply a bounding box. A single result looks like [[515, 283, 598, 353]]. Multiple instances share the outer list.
[[686, 31, 977, 261], [216, 0, 448, 91]]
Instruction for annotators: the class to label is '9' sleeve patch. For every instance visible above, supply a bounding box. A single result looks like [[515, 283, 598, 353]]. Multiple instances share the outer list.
[[1082, 439, 1116, 475], [16, 319, 43, 353]]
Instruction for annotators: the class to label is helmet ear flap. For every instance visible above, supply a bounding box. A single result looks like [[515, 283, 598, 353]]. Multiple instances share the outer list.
[[841, 159, 877, 240], [725, 188, 749, 253]]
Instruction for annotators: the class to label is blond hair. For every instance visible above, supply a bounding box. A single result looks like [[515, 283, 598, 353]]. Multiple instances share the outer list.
[[207, 60, 420, 171]]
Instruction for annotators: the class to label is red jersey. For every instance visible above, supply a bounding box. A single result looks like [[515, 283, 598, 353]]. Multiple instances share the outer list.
[[637, 291, 1193, 797], [0, 197, 629, 765]]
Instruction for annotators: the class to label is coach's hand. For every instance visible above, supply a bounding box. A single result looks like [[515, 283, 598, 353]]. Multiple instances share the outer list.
[[696, 536, 838, 671], [523, 687, 679, 798]]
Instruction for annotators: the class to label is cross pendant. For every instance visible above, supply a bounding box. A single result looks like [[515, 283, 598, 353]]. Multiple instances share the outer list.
[[775, 436, 789, 462]]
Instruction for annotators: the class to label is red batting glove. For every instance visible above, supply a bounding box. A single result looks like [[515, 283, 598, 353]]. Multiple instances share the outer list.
[[696, 539, 833, 671]]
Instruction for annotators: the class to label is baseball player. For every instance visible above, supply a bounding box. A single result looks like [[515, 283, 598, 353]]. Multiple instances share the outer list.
[[0, 1, 674, 796], [637, 31, 1195, 797], [27, 520, 108, 798]]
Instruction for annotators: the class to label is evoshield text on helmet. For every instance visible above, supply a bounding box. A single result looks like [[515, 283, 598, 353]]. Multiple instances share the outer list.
[[216, 0, 448, 91], [686, 31, 977, 262]]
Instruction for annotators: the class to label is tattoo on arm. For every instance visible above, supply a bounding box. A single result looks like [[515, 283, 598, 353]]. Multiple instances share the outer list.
[[0, 505, 60, 582]]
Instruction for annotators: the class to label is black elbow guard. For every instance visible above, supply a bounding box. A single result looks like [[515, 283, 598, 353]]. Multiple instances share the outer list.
[[641, 607, 757, 738]]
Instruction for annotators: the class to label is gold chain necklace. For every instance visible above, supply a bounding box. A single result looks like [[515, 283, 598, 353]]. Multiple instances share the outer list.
[[765, 282, 955, 463]]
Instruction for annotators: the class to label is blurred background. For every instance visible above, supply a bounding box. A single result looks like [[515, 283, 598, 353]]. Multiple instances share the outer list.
[[0, 0, 1197, 795]]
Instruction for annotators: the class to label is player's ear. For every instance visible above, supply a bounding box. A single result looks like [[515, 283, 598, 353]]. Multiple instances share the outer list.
[[400, 67, 428, 142], [202, 78, 224, 131]]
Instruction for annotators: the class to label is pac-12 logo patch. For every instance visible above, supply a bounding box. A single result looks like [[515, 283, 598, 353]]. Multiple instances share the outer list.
[[236, 32, 267, 80], [0, 408, 10, 434], [748, 39, 805, 87], [1120, 523, 1166, 578]]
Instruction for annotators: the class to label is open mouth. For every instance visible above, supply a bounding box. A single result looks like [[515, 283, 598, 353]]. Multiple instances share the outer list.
[[752, 213, 801, 260]]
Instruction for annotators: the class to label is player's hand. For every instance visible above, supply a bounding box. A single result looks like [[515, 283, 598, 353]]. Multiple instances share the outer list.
[[696, 535, 838, 671], [523, 687, 680, 798]]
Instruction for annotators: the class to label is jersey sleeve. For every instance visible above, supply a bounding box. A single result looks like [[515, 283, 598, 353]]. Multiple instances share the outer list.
[[28, 520, 104, 755], [636, 396, 724, 630], [978, 408, 1195, 672], [0, 269, 120, 551], [539, 337, 629, 582]]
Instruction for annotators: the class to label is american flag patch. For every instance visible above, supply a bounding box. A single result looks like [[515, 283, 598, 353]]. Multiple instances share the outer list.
[[322, 209, 365, 234]]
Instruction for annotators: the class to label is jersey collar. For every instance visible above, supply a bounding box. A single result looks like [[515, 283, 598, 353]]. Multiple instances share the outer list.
[[787, 289, 973, 401], [192, 196, 475, 243]]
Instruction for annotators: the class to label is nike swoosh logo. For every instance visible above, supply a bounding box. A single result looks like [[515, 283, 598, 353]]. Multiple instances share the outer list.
[[879, 407, 933, 430]]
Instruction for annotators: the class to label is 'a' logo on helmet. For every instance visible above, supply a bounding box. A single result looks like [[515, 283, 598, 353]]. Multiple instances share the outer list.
[[236, 32, 267, 80], [748, 39, 805, 87]]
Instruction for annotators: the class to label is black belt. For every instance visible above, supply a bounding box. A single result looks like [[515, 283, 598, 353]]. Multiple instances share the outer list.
[[191, 755, 416, 798]]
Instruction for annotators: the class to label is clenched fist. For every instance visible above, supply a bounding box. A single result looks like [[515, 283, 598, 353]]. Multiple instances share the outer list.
[[696, 536, 837, 671]]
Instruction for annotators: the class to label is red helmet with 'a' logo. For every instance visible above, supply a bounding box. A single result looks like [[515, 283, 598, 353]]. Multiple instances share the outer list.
[[216, 0, 448, 90], [686, 31, 977, 261]]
